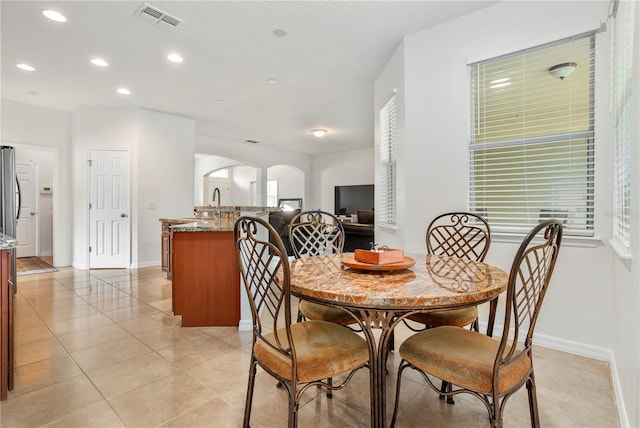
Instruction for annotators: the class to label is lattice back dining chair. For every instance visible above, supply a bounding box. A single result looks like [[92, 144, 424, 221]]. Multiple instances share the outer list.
[[403, 212, 491, 402], [234, 216, 369, 428], [289, 210, 345, 258], [407, 212, 491, 332], [289, 211, 355, 324], [391, 220, 563, 428]]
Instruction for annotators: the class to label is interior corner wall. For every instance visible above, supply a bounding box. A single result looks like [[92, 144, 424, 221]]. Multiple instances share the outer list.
[[1, 99, 72, 267], [374, 40, 406, 250], [135, 109, 195, 268], [610, 4, 640, 427], [378, 1, 615, 351], [310, 148, 374, 213]]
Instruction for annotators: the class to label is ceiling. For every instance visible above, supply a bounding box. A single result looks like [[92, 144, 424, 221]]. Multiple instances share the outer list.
[[1, 1, 496, 155]]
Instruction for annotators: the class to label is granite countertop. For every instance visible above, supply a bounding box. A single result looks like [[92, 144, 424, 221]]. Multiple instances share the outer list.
[[194, 205, 281, 212], [170, 219, 236, 232], [0, 233, 17, 250]]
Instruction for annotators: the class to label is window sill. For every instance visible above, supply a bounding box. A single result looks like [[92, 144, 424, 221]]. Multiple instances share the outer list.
[[492, 232, 603, 248], [607, 238, 631, 264]]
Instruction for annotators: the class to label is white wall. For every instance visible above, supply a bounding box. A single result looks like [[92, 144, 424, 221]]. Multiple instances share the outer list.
[[610, 4, 640, 426], [310, 148, 374, 212], [135, 109, 195, 268], [267, 164, 305, 207], [72, 107, 195, 269], [1, 100, 72, 266], [230, 165, 256, 205], [375, 0, 639, 423], [196, 135, 312, 207]]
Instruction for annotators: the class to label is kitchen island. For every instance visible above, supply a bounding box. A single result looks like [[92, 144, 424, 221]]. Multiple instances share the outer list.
[[164, 206, 276, 328], [170, 219, 239, 327]]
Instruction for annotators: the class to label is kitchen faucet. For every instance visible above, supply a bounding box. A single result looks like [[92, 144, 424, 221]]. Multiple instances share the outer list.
[[212, 187, 221, 207]]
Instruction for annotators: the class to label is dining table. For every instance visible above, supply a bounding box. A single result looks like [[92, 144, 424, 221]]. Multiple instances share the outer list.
[[289, 252, 509, 428]]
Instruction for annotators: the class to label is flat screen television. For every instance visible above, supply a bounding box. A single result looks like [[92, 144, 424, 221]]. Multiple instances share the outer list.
[[334, 184, 374, 215]]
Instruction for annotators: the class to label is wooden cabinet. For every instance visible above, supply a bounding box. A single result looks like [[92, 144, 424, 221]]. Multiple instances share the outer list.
[[171, 231, 240, 327], [160, 219, 193, 279], [161, 224, 171, 276], [1, 249, 14, 400]]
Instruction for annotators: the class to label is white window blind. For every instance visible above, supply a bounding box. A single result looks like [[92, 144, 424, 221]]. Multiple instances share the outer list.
[[379, 92, 397, 227], [612, 0, 634, 249], [468, 34, 595, 236]]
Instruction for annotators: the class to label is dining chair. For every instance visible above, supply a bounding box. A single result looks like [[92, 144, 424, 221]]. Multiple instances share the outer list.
[[409, 211, 491, 331], [391, 220, 563, 428], [234, 216, 369, 428], [401, 212, 491, 402], [289, 210, 355, 327]]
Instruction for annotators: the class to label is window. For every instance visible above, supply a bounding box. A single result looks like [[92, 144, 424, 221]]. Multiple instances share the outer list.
[[612, 0, 634, 250], [266, 179, 278, 207], [378, 91, 397, 227], [468, 34, 595, 236]]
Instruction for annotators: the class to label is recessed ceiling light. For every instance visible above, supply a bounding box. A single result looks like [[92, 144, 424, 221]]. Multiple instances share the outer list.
[[117, 88, 131, 95], [28, 91, 40, 96], [267, 79, 279, 85], [16, 63, 35, 72], [215, 99, 225, 104], [272, 28, 287, 37], [42, 9, 67, 22], [311, 129, 327, 138], [167, 53, 183, 63], [91, 58, 109, 67]]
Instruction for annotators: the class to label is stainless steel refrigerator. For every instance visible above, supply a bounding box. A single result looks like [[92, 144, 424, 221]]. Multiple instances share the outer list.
[[0, 146, 19, 291]]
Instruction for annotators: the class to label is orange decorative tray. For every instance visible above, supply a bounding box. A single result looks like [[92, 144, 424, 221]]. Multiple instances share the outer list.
[[341, 255, 416, 271], [354, 248, 404, 265]]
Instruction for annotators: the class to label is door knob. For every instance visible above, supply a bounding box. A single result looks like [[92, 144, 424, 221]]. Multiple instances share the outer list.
[[120, 213, 127, 218], [30, 211, 37, 216]]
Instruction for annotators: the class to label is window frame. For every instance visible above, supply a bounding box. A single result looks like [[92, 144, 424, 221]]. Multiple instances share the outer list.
[[468, 34, 596, 237], [378, 90, 398, 228]]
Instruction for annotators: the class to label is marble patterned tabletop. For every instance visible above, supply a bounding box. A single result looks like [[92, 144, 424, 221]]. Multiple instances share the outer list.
[[290, 253, 509, 310]]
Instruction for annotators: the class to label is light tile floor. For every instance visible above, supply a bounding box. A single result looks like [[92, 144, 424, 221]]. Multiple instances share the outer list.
[[1, 266, 619, 427]]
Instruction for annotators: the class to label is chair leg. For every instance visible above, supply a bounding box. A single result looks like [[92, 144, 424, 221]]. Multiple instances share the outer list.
[[489, 391, 503, 428], [326, 378, 333, 398], [390, 360, 409, 427], [470, 317, 479, 332], [527, 373, 541, 428], [438, 380, 455, 404], [243, 359, 258, 428]]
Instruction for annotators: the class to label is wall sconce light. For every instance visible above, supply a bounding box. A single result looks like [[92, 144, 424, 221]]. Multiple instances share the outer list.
[[548, 62, 577, 80], [311, 129, 327, 137]]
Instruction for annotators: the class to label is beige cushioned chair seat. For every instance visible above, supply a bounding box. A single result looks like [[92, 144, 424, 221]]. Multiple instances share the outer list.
[[255, 320, 369, 383], [407, 306, 478, 328], [400, 325, 531, 395], [299, 300, 356, 326]]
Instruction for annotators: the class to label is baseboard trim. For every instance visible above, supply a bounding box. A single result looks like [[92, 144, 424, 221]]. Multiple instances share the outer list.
[[238, 319, 252, 332], [479, 321, 612, 360], [480, 321, 628, 426], [131, 261, 161, 269], [608, 353, 630, 428]]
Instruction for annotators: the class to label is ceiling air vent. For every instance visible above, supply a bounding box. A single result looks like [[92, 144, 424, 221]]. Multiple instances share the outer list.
[[135, 3, 184, 28]]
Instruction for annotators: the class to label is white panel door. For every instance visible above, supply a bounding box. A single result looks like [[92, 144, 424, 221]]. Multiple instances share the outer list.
[[89, 150, 130, 268], [15, 157, 37, 258]]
